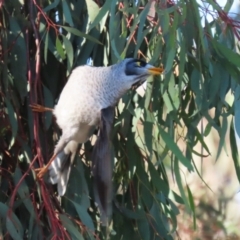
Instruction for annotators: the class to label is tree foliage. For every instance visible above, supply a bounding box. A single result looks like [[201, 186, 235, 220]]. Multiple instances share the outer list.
[[0, 0, 240, 239]]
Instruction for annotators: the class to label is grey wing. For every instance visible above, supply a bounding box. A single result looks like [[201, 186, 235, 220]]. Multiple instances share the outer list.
[[92, 106, 115, 226]]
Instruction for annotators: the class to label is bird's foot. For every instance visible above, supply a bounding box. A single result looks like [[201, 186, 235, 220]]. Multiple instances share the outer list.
[[35, 153, 57, 179], [30, 103, 53, 113], [35, 167, 48, 179]]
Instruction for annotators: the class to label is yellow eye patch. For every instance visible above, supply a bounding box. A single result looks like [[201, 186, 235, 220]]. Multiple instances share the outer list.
[[133, 60, 147, 68]]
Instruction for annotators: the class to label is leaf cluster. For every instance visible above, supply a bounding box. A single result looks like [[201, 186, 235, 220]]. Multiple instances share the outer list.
[[0, 0, 240, 239]]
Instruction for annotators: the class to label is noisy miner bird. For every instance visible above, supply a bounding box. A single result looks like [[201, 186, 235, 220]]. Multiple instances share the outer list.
[[36, 58, 163, 224]]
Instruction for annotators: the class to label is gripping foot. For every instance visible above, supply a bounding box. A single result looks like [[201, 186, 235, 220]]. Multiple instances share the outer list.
[[35, 153, 57, 179], [30, 104, 53, 113]]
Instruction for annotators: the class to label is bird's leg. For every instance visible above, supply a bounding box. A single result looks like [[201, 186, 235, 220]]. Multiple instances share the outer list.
[[30, 103, 53, 113], [35, 153, 58, 179], [31, 103, 55, 179], [35, 134, 69, 179]]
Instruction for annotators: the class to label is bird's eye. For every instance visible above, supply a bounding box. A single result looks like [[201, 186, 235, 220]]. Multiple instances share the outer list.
[[125, 59, 147, 75], [135, 60, 146, 68]]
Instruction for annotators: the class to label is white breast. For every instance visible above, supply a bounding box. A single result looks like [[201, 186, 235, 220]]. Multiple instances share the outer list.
[[54, 65, 123, 131]]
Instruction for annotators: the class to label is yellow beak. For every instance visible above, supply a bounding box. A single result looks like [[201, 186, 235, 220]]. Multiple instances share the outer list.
[[147, 67, 164, 75]]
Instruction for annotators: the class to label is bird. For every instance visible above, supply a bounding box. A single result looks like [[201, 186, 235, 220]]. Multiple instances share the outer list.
[[35, 58, 163, 224]]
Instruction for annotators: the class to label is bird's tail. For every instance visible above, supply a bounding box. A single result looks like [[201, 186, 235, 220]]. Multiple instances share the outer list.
[[48, 141, 78, 196]]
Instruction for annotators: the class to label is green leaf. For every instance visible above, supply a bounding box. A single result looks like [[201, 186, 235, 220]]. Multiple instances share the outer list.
[[212, 39, 240, 68], [67, 199, 95, 231], [62, 26, 102, 45], [76, 28, 101, 65], [89, 0, 111, 31], [149, 202, 171, 239], [191, 0, 206, 52], [120, 206, 145, 220], [234, 91, 240, 138], [158, 7, 170, 36], [206, 0, 225, 12], [43, 85, 53, 130], [56, 37, 66, 60], [187, 185, 196, 229], [166, 207, 178, 233], [3, 1, 240, 238], [44, 30, 49, 63], [134, 2, 151, 57], [231, 119, 240, 182], [163, 91, 174, 113], [144, 81, 153, 109], [178, 34, 186, 84], [207, 62, 221, 104], [216, 115, 228, 160], [85, 0, 99, 23], [168, 198, 180, 215], [204, 122, 212, 137], [62, 35, 74, 72], [190, 68, 201, 94], [195, 128, 210, 155], [9, 17, 27, 100], [148, 162, 169, 195], [164, 47, 175, 73], [168, 73, 180, 110], [143, 121, 153, 155], [59, 214, 84, 240], [65, 158, 90, 208], [109, 0, 120, 40], [43, 0, 60, 12], [174, 158, 191, 212], [62, 0, 74, 26], [158, 126, 193, 171], [111, 39, 121, 60], [5, 99, 18, 149], [6, 217, 22, 240], [137, 217, 150, 240], [13, 168, 35, 217], [223, 0, 234, 12], [0, 203, 23, 239]]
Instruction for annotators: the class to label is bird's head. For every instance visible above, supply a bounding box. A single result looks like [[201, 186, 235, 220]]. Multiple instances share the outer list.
[[113, 58, 163, 90]]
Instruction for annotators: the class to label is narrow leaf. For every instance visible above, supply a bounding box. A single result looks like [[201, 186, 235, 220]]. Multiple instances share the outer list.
[[85, 0, 99, 23], [56, 37, 66, 60], [44, 30, 49, 63], [67, 199, 95, 231], [43, 0, 60, 12], [0, 203, 23, 239], [231, 119, 240, 182], [89, 0, 111, 31], [62, 0, 74, 26], [174, 158, 191, 212], [62, 26, 102, 45], [5, 99, 18, 149], [187, 185, 196, 229], [159, 127, 193, 171], [59, 214, 84, 240]]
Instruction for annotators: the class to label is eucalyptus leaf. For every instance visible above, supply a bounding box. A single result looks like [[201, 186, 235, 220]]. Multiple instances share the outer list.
[[2, 0, 240, 238], [0, 203, 23, 239], [62, 26, 102, 45], [5, 99, 18, 149], [59, 214, 84, 240]]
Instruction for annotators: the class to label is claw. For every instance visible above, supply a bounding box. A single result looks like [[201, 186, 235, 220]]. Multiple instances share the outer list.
[[30, 104, 53, 113], [34, 168, 41, 173], [35, 153, 57, 179], [36, 167, 48, 179]]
